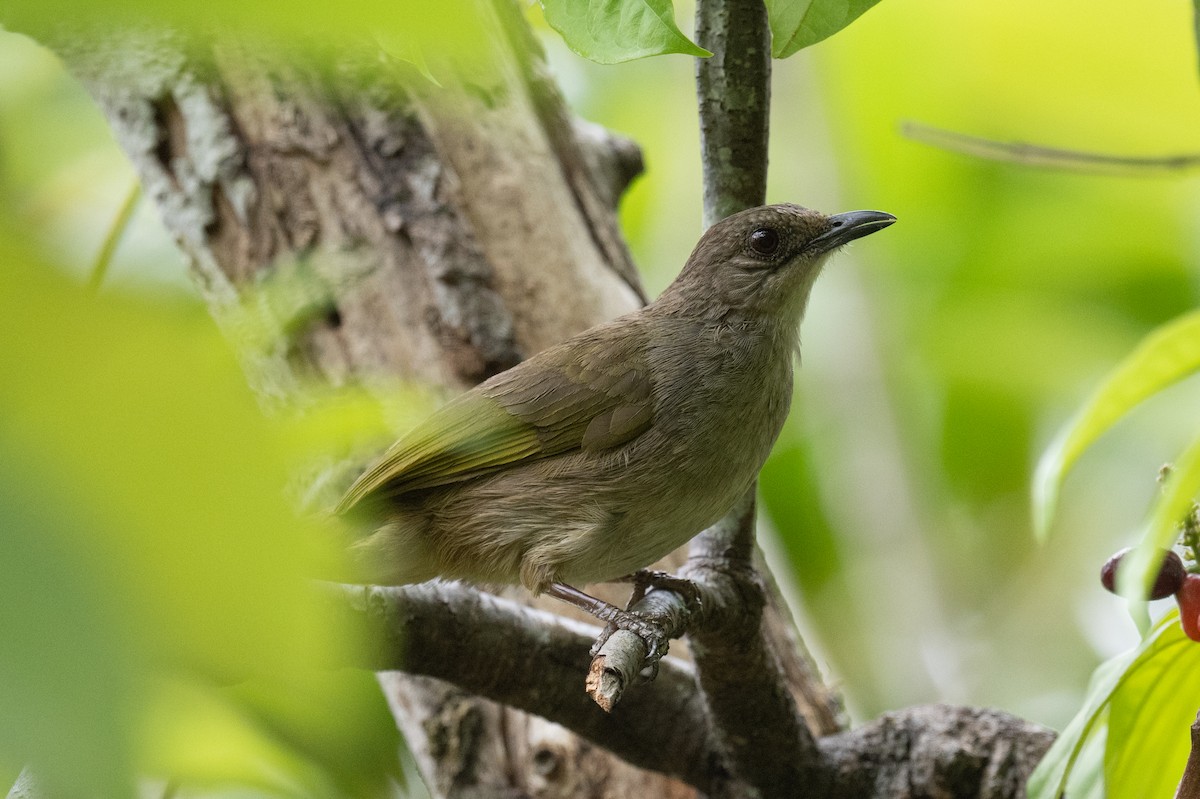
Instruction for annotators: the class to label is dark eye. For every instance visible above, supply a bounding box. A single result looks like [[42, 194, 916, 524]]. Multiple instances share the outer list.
[[748, 227, 780, 256]]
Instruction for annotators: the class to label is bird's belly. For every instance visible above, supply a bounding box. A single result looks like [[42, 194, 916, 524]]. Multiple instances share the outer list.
[[425, 340, 791, 589], [550, 426, 772, 585], [554, 483, 742, 586]]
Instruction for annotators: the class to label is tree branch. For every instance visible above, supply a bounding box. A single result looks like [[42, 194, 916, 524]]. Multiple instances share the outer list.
[[685, 496, 826, 794], [327, 582, 1054, 799], [330, 582, 722, 792], [818, 705, 1054, 798], [695, 0, 771, 225]]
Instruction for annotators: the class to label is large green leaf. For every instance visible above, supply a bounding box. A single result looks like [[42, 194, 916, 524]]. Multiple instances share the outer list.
[[1033, 310, 1200, 540], [764, 0, 883, 58], [541, 0, 710, 64], [0, 233, 398, 794], [1029, 616, 1197, 799], [1105, 620, 1199, 799]]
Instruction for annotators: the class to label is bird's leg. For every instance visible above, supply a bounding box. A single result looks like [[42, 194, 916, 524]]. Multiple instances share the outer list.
[[544, 582, 669, 662]]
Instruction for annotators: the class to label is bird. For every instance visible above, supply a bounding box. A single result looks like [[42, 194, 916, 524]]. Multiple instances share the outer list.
[[337, 203, 895, 643]]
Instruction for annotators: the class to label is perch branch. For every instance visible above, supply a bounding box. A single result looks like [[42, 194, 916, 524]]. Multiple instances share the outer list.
[[329, 581, 1055, 798], [329, 581, 721, 792]]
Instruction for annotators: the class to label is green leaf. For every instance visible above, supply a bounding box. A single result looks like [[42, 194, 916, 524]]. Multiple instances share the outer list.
[[0, 231, 398, 793], [1033, 310, 1200, 540], [1105, 618, 1199, 799], [541, 0, 711, 64], [0, 439, 145, 796], [3, 0, 490, 76], [1028, 616, 1181, 799], [765, 0, 883, 59]]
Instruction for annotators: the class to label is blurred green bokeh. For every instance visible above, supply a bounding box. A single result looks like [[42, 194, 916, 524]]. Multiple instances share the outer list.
[[0, 31, 401, 794], [4, 0, 1200, 792]]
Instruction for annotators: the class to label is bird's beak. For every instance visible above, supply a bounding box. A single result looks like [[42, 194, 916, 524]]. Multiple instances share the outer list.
[[811, 210, 896, 253]]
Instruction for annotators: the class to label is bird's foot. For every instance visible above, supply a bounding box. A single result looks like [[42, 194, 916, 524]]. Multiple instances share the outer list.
[[585, 606, 670, 665], [615, 569, 703, 615]]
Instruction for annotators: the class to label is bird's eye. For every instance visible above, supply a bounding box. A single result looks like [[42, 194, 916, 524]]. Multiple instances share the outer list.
[[748, 227, 780, 256]]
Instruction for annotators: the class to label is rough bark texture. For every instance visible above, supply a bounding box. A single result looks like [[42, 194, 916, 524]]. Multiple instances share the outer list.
[[695, 0, 772, 226], [49, 1, 1057, 796]]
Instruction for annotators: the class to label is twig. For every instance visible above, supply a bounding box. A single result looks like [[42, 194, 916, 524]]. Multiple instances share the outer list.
[[903, 121, 1200, 176], [86, 179, 142, 293]]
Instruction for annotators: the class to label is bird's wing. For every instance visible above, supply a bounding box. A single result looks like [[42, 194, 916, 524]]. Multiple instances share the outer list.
[[336, 320, 654, 513]]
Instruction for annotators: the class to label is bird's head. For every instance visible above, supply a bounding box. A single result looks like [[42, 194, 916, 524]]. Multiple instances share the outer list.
[[657, 203, 895, 323]]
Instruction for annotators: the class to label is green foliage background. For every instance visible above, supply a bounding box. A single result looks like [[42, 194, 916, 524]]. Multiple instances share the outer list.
[[3, 0, 1200, 794]]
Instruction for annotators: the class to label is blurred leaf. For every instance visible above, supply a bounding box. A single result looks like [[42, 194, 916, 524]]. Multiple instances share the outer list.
[[0, 231, 396, 792], [138, 679, 330, 796], [1194, 1, 1200, 81], [0, 437, 145, 796], [1065, 726, 1106, 799], [228, 671, 403, 797], [540, 0, 710, 64], [140, 674, 401, 797], [1033, 310, 1200, 540], [1104, 619, 1198, 799], [765, 0, 883, 58], [1028, 616, 1186, 799], [3, 0, 489, 73]]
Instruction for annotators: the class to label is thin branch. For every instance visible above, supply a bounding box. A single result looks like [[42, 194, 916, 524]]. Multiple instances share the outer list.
[[86, 179, 142, 293], [689, 0, 828, 794], [903, 121, 1200, 175]]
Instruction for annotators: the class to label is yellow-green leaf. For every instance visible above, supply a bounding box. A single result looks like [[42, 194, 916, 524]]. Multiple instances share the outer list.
[[1104, 619, 1199, 799], [0, 230, 396, 793], [1028, 616, 1180, 799], [765, 0, 883, 59], [541, 0, 711, 64], [1033, 310, 1200, 540]]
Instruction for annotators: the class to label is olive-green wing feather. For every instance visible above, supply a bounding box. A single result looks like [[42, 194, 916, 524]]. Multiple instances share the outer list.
[[336, 319, 654, 513]]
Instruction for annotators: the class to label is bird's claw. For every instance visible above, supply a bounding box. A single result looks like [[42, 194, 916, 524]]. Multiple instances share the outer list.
[[588, 609, 669, 676], [622, 569, 703, 615]]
